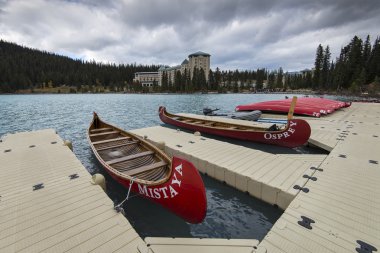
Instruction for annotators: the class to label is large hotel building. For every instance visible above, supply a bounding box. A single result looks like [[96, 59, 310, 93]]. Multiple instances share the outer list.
[[133, 51, 211, 87]]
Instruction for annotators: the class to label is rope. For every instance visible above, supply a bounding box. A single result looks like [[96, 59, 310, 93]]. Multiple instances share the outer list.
[[114, 177, 135, 214]]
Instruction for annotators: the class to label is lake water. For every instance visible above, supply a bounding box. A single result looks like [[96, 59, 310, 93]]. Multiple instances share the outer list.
[[0, 93, 326, 240]]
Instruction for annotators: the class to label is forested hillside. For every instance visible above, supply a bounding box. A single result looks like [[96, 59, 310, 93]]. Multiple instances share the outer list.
[[1, 35, 379, 94], [0, 40, 159, 93]]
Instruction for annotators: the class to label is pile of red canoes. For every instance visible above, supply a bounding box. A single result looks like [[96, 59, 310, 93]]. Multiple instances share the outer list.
[[236, 97, 351, 117]]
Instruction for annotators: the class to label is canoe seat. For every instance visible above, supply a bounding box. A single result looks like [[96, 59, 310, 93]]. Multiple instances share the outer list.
[[192, 121, 203, 124], [106, 151, 154, 165], [97, 140, 140, 152], [205, 122, 215, 126], [229, 126, 239, 129], [126, 161, 168, 176], [90, 127, 112, 133], [92, 137, 131, 145], [89, 130, 119, 137]]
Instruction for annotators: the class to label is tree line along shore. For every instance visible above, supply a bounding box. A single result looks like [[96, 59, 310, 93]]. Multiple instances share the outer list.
[[0, 34, 379, 95]]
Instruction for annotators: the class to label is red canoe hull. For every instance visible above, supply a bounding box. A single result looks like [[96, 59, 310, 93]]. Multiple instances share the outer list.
[[159, 107, 311, 148], [236, 103, 322, 117], [236, 97, 350, 117], [107, 156, 207, 224]]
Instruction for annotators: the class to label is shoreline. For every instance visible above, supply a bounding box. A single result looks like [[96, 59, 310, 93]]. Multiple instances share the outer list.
[[1, 91, 379, 101]]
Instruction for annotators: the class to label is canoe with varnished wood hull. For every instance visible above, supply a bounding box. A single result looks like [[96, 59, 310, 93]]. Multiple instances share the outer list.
[[87, 112, 207, 224], [158, 106, 311, 148]]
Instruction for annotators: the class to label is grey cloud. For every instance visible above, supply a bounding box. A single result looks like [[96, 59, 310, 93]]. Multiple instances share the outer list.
[[1, 0, 380, 71], [117, 0, 277, 29]]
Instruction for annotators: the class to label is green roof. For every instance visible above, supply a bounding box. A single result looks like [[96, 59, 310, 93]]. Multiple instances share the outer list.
[[188, 51, 210, 57]]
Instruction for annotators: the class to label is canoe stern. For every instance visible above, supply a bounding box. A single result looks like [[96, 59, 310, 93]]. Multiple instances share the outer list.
[[130, 156, 207, 224]]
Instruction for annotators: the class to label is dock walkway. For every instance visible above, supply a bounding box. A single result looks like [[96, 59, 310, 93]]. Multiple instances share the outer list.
[[0, 129, 144, 253], [257, 103, 380, 252]]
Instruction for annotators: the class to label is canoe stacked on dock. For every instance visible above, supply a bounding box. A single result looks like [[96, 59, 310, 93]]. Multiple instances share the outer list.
[[236, 97, 351, 117]]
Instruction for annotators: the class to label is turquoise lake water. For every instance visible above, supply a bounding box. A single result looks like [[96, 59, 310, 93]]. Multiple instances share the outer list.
[[0, 93, 330, 239]]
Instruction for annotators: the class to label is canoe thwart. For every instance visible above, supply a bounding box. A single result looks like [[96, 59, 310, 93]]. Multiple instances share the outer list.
[[89, 130, 120, 137], [90, 127, 112, 133], [106, 150, 154, 165], [92, 136, 131, 145], [97, 140, 140, 152], [127, 161, 168, 176]]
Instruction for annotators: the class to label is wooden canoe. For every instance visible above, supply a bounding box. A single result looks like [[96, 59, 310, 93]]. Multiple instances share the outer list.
[[158, 107, 311, 148], [87, 112, 207, 224]]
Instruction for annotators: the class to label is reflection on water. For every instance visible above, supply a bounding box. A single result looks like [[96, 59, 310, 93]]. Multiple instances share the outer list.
[[0, 93, 316, 240]]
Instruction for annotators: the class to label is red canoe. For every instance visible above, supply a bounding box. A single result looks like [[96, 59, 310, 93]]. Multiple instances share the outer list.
[[236, 97, 349, 117], [88, 113, 207, 224], [237, 102, 322, 117], [158, 106, 311, 148]]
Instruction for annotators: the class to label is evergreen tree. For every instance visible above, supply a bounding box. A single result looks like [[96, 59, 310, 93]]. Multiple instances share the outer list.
[[321, 45, 331, 89], [214, 67, 221, 89], [267, 72, 276, 89], [161, 72, 168, 91], [305, 71, 312, 89], [313, 44, 324, 89], [192, 67, 199, 90], [347, 36, 363, 86], [184, 69, 192, 92], [276, 67, 283, 88], [363, 35, 372, 71], [208, 69, 216, 90], [255, 68, 265, 90], [174, 70, 182, 92], [368, 37, 380, 82], [198, 68, 207, 90]]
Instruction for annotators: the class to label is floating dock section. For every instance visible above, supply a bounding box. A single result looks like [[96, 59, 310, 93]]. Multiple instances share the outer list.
[[257, 102, 380, 253], [0, 129, 144, 252], [0, 129, 260, 252]]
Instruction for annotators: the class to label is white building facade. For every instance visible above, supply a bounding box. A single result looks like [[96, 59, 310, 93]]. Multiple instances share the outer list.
[[134, 51, 211, 86], [133, 72, 160, 87]]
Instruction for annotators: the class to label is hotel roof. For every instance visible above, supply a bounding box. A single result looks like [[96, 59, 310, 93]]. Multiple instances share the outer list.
[[188, 51, 211, 57]]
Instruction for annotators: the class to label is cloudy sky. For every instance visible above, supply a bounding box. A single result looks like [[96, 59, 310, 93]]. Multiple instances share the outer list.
[[1, 0, 379, 71]]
